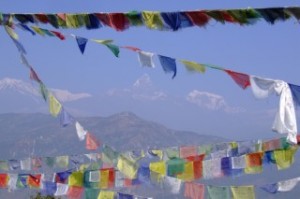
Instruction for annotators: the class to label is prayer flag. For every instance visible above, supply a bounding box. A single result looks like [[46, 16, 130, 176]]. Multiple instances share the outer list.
[[181, 60, 206, 73], [186, 154, 205, 179], [225, 70, 250, 89], [85, 188, 99, 199], [161, 12, 181, 31], [55, 170, 72, 183], [69, 171, 84, 187], [49, 94, 62, 117], [55, 183, 69, 196], [149, 161, 166, 177], [0, 174, 9, 188], [29, 67, 41, 83], [5, 25, 19, 40], [158, 55, 177, 79], [163, 176, 182, 194], [260, 183, 278, 194], [180, 146, 197, 158], [138, 51, 155, 68], [67, 186, 84, 199], [117, 155, 138, 179], [274, 146, 297, 170], [177, 161, 194, 181], [244, 152, 263, 174], [59, 107, 73, 127], [142, 11, 164, 29], [184, 182, 205, 199], [119, 192, 134, 199], [41, 181, 57, 196], [27, 174, 42, 189], [167, 158, 185, 176], [55, 156, 69, 168], [98, 191, 115, 199], [104, 43, 120, 57], [75, 36, 88, 54], [231, 185, 255, 199], [86, 132, 100, 150], [75, 121, 87, 141], [278, 177, 300, 192], [207, 185, 230, 199]]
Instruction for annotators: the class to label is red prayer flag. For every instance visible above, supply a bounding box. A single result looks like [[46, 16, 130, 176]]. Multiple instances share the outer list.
[[121, 46, 141, 52], [221, 11, 237, 23], [184, 182, 205, 199], [108, 13, 129, 31], [51, 31, 65, 40], [185, 11, 210, 26], [86, 132, 100, 150], [57, 13, 66, 21], [225, 69, 250, 89], [34, 14, 49, 24], [0, 174, 9, 188], [30, 67, 41, 83], [67, 186, 84, 199], [186, 154, 205, 179], [27, 174, 42, 188]]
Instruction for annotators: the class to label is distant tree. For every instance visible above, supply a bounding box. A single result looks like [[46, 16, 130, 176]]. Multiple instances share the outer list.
[[30, 192, 60, 199]]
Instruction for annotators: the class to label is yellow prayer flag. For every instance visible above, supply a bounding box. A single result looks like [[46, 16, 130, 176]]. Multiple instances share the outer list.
[[151, 150, 163, 160], [231, 186, 255, 199], [68, 171, 84, 187], [180, 60, 206, 73], [66, 14, 80, 28], [274, 146, 298, 170], [100, 170, 109, 189], [142, 11, 164, 29], [98, 191, 115, 199], [5, 25, 19, 40], [49, 94, 62, 117], [149, 161, 166, 176], [117, 155, 137, 179], [92, 39, 113, 44], [177, 161, 194, 181], [31, 26, 45, 36]]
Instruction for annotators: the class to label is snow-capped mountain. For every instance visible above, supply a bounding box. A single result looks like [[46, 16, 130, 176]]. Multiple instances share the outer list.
[[0, 77, 92, 114]]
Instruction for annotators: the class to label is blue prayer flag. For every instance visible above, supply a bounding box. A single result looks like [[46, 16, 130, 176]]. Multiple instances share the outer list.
[[119, 193, 134, 199], [260, 183, 278, 194], [41, 181, 57, 196], [76, 36, 88, 54], [158, 55, 177, 79], [289, 83, 300, 106]]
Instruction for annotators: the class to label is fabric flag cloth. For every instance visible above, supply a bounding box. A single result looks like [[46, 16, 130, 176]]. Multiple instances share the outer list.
[[138, 51, 155, 68], [277, 177, 300, 192], [185, 11, 210, 26], [89, 170, 100, 182], [184, 182, 205, 199], [59, 107, 73, 127], [29, 67, 41, 83], [67, 186, 84, 199], [31, 157, 42, 170], [55, 183, 69, 196], [68, 171, 84, 187], [207, 185, 230, 199], [49, 94, 62, 117], [17, 174, 28, 188], [20, 158, 31, 170], [165, 147, 179, 159], [167, 158, 185, 177], [231, 155, 246, 169], [158, 55, 177, 79], [260, 183, 278, 194], [231, 185, 255, 199], [117, 155, 138, 179], [180, 60, 206, 74], [177, 161, 194, 181], [85, 188, 100, 199], [225, 70, 250, 89], [9, 159, 20, 170], [149, 161, 166, 178], [39, 83, 48, 101], [42, 181, 57, 196], [162, 176, 182, 194], [86, 132, 100, 150], [5, 25, 19, 40], [55, 170, 72, 183], [0, 174, 9, 188], [98, 191, 115, 199], [289, 83, 300, 106], [75, 121, 87, 141], [203, 158, 223, 179], [119, 192, 134, 199], [250, 76, 297, 143], [75, 36, 88, 54], [244, 152, 263, 174], [160, 12, 181, 31], [55, 156, 69, 168], [142, 11, 164, 29], [8, 174, 18, 192], [186, 154, 205, 179], [274, 146, 297, 170], [104, 43, 120, 57], [179, 146, 197, 158], [27, 174, 42, 188], [262, 138, 281, 151]]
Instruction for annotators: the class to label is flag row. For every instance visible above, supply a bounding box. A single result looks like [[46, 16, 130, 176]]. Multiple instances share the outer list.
[[1, 7, 300, 32], [10, 23, 300, 144]]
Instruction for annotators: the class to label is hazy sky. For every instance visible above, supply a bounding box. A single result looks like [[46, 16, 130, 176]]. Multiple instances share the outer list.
[[1, 0, 300, 141]]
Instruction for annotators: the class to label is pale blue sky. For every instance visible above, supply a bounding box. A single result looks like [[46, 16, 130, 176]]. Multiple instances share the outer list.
[[1, 0, 300, 140]]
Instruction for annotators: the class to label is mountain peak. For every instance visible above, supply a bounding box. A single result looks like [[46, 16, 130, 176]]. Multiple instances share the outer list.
[[0, 77, 39, 96]]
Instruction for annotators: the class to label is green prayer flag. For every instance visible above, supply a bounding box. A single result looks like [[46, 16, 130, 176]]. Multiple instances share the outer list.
[[207, 185, 231, 199], [85, 188, 99, 199], [104, 43, 120, 57], [125, 11, 143, 26]]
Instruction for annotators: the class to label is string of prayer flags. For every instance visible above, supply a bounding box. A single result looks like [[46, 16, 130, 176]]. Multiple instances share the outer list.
[[250, 76, 297, 144], [5, 7, 300, 32]]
